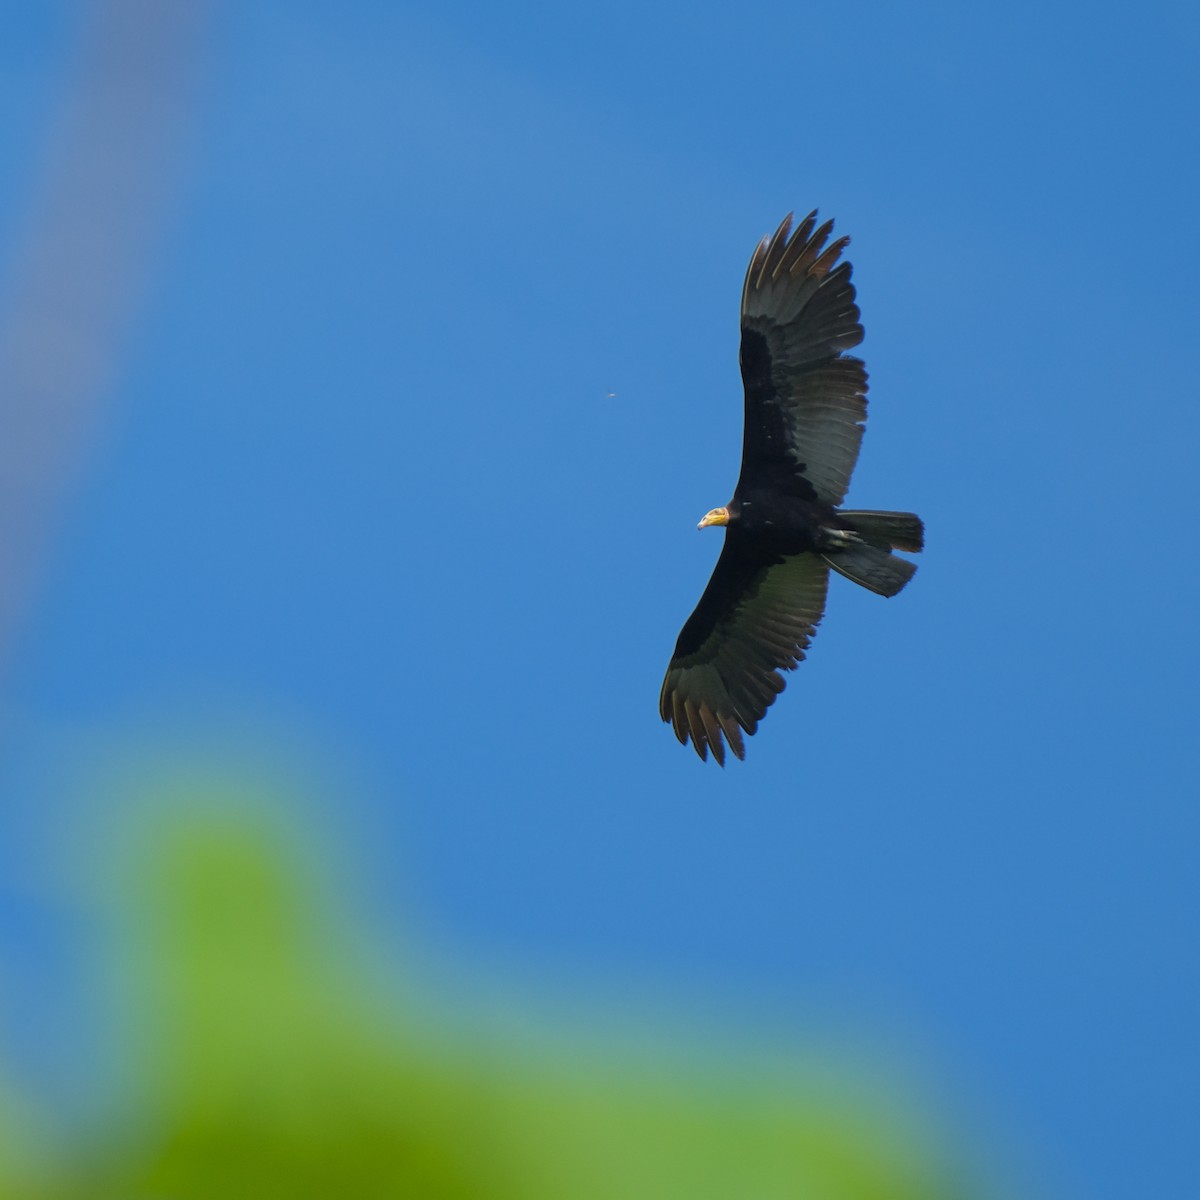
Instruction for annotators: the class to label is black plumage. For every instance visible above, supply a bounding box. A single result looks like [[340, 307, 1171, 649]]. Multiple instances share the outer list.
[[660, 212, 924, 765]]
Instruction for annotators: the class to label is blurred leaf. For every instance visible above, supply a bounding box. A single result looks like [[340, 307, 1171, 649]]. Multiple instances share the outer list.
[[1, 783, 973, 1199]]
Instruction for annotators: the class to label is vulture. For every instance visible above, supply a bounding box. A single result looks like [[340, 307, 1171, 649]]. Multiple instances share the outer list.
[[660, 211, 924, 765]]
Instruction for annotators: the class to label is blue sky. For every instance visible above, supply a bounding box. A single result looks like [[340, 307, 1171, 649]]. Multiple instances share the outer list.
[[1, 1, 1197, 1195]]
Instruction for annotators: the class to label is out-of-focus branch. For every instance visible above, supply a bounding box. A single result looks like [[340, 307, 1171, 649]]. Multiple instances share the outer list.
[[0, 0, 214, 692]]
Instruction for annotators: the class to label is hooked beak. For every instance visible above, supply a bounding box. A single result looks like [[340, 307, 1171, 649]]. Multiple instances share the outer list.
[[697, 506, 730, 530]]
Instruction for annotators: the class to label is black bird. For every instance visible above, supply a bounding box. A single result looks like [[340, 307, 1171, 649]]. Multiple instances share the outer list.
[[660, 212, 924, 765]]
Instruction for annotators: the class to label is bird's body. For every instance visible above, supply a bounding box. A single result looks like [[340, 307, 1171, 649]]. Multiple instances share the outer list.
[[725, 492, 835, 547], [660, 211, 924, 765]]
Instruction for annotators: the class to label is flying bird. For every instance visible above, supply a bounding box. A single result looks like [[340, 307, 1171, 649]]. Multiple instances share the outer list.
[[660, 211, 924, 765]]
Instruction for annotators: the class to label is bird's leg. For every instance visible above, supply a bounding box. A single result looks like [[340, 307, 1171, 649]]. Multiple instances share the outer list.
[[819, 526, 861, 548]]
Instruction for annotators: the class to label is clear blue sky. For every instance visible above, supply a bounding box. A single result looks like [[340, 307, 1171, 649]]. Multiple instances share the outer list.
[[1, 2, 1197, 1195]]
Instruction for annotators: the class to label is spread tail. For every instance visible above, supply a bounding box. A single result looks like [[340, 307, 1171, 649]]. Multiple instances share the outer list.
[[823, 509, 923, 597], [839, 509, 924, 552], [823, 543, 916, 597]]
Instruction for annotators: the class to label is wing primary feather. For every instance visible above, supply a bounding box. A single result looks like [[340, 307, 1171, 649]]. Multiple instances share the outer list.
[[684, 700, 710, 761], [670, 691, 689, 746], [727, 690, 761, 735], [741, 238, 771, 312], [811, 235, 850, 279], [698, 705, 727, 767], [790, 218, 836, 276], [716, 713, 745, 760], [758, 213, 794, 285], [776, 210, 818, 276], [696, 669, 751, 757]]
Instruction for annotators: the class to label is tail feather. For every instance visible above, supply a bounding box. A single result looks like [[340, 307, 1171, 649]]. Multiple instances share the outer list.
[[839, 510, 924, 553], [823, 542, 917, 597]]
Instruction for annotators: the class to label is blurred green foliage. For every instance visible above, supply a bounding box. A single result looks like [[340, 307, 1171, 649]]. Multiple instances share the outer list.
[[0, 782, 973, 1199]]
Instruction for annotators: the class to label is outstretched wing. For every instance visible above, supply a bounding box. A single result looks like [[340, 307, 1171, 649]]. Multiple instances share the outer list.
[[659, 538, 829, 765], [738, 211, 868, 506]]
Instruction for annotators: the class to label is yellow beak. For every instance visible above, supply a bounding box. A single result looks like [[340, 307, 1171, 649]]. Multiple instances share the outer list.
[[697, 506, 730, 530]]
